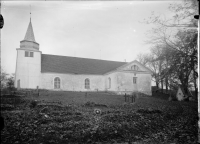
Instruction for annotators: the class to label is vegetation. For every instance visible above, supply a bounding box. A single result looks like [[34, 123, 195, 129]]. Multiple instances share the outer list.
[[1, 68, 16, 94], [0, 68, 9, 90], [137, 0, 198, 97], [1, 91, 198, 144]]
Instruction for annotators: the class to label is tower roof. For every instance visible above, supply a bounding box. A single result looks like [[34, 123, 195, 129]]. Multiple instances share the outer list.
[[24, 20, 36, 42], [20, 20, 39, 50]]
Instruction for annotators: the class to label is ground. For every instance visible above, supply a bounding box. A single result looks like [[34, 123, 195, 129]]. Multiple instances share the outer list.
[[1, 90, 198, 144]]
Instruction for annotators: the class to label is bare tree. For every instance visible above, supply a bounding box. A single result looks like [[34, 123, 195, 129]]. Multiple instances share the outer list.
[[136, 53, 150, 66], [142, 0, 198, 97]]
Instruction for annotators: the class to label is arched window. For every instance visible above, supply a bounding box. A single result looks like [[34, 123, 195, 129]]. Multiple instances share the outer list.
[[85, 78, 90, 89], [131, 65, 139, 71], [54, 77, 60, 89], [108, 77, 111, 89]]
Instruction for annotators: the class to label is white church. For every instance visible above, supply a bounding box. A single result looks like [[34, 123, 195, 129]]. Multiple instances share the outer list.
[[15, 20, 153, 95]]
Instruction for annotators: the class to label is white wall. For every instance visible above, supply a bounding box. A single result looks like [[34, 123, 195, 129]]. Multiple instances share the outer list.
[[40, 73, 105, 91], [15, 49, 41, 89], [105, 71, 152, 95]]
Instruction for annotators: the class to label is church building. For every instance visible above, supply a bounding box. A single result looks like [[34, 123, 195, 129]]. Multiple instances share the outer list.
[[15, 20, 153, 95]]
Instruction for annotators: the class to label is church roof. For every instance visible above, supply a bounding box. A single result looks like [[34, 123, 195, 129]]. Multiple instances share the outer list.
[[24, 20, 36, 42], [41, 54, 127, 75]]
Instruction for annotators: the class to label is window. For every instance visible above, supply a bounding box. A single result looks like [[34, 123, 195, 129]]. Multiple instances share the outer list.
[[30, 52, 34, 57], [85, 78, 90, 89], [25, 51, 29, 57], [133, 77, 137, 84], [131, 65, 139, 71], [25, 51, 34, 57], [54, 77, 60, 89], [108, 77, 111, 89]]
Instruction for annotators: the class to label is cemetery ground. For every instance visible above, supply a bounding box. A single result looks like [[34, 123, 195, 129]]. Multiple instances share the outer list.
[[1, 90, 198, 144]]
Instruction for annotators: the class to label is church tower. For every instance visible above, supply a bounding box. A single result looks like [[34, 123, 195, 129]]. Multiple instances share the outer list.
[[15, 19, 41, 89]]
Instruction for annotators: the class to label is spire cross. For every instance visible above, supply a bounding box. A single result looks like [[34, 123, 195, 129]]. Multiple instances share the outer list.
[[30, 5, 31, 21]]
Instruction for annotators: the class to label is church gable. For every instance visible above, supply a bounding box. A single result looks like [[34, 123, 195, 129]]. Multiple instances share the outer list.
[[116, 60, 152, 73]]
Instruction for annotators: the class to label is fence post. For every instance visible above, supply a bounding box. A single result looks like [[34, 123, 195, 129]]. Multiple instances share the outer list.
[[37, 86, 39, 96], [85, 92, 87, 102], [124, 93, 126, 102], [131, 94, 133, 103]]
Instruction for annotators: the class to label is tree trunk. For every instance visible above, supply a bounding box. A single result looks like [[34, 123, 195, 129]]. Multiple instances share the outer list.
[[193, 73, 198, 99], [165, 77, 168, 93], [182, 82, 189, 96], [159, 60, 163, 93], [156, 81, 159, 89], [161, 79, 164, 93], [194, 87, 198, 100]]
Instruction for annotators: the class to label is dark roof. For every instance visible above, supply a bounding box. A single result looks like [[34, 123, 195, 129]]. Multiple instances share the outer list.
[[41, 54, 127, 75]]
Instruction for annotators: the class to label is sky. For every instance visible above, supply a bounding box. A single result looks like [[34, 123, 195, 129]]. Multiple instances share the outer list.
[[1, 1, 177, 75]]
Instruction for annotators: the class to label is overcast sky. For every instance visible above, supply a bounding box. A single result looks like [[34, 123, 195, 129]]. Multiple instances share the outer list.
[[1, 1, 177, 74]]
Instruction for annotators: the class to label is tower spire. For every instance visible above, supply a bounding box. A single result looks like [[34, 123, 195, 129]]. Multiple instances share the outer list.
[[24, 20, 35, 42], [20, 19, 39, 50], [20, 6, 39, 50]]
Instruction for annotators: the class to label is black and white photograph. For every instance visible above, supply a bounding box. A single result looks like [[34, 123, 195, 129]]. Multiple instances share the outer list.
[[1, 0, 199, 143]]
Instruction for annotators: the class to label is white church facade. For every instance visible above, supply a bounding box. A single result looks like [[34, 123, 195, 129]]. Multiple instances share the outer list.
[[15, 20, 153, 95]]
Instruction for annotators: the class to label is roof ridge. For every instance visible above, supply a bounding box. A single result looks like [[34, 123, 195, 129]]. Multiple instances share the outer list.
[[42, 54, 127, 63]]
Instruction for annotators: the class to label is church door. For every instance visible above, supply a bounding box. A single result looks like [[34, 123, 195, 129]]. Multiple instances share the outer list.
[[17, 79, 20, 90]]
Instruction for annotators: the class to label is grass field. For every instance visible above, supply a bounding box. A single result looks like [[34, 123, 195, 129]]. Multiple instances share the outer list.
[[25, 90, 170, 105], [1, 90, 198, 144], [29, 91, 125, 105]]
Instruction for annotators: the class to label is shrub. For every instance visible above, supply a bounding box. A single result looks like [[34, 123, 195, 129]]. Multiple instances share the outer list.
[[6, 75, 15, 91], [1, 104, 15, 111], [168, 95, 177, 101], [29, 100, 38, 109], [84, 101, 95, 107], [137, 108, 162, 114]]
